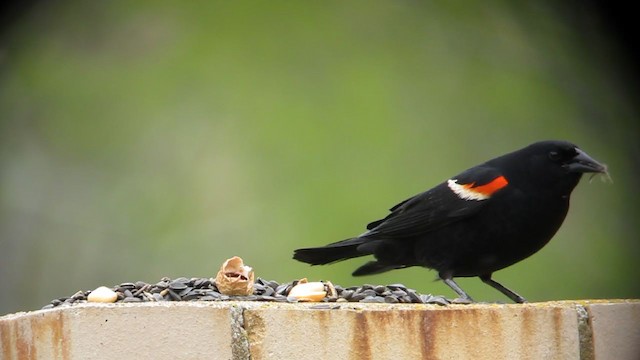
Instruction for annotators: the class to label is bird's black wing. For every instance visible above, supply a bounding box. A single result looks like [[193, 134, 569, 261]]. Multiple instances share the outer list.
[[364, 166, 509, 238]]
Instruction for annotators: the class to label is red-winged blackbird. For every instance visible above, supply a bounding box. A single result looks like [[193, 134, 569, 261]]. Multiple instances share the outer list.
[[293, 141, 607, 303]]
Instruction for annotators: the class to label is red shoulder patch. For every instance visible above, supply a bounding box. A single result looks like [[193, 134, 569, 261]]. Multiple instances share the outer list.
[[469, 175, 508, 196], [447, 176, 509, 201]]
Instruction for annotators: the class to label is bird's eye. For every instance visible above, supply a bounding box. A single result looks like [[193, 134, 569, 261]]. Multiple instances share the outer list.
[[548, 151, 561, 161]]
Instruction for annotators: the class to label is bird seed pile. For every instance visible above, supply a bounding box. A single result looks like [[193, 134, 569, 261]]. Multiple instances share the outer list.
[[42, 276, 461, 309]]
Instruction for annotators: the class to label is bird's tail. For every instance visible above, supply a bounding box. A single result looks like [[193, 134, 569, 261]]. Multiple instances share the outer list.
[[293, 237, 370, 265]]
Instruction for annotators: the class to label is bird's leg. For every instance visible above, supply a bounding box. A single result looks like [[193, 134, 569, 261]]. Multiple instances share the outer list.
[[479, 274, 527, 303], [439, 273, 475, 302]]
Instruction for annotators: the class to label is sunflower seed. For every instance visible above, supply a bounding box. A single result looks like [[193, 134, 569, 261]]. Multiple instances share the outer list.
[[261, 287, 275, 297], [451, 297, 473, 305], [117, 283, 136, 290], [387, 284, 407, 290], [169, 281, 188, 291], [384, 296, 399, 303], [275, 283, 290, 295], [361, 296, 385, 303], [154, 281, 169, 289], [341, 289, 354, 300], [253, 283, 266, 293], [167, 289, 181, 301], [357, 289, 378, 298], [178, 287, 193, 297], [429, 296, 450, 306], [407, 290, 422, 303], [374, 285, 387, 294]]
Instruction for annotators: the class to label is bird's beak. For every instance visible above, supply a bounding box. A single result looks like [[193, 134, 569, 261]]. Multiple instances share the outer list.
[[564, 148, 607, 174]]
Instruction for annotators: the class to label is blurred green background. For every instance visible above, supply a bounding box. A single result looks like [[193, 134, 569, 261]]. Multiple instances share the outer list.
[[1, 1, 638, 315]]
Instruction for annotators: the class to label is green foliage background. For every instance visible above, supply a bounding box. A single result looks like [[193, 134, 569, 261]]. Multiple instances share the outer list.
[[1, 1, 638, 314]]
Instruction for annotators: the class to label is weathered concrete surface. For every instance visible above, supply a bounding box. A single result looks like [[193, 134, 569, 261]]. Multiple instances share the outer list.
[[1, 300, 639, 360], [0, 302, 233, 360], [584, 300, 640, 360], [244, 302, 580, 360]]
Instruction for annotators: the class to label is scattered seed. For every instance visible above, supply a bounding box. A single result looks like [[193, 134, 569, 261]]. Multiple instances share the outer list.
[[451, 297, 473, 305], [205, 291, 221, 298], [357, 289, 378, 298], [419, 294, 433, 303], [167, 289, 181, 301], [361, 296, 385, 303], [169, 282, 188, 291], [142, 292, 155, 301], [384, 296, 399, 303], [341, 290, 354, 300], [155, 281, 169, 290], [43, 277, 462, 308], [275, 283, 289, 295], [387, 284, 407, 290], [406, 290, 422, 303], [429, 296, 450, 306], [261, 287, 275, 297], [374, 285, 387, 294], [178, 287, 193, 297], [118, 283, 136, 290]]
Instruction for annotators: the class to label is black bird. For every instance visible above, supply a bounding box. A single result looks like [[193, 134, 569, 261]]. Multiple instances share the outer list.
[[293, 141, 607, 303]]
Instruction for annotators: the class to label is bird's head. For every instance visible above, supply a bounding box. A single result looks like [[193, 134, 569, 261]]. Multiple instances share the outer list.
[[497, 140, 609, 191]]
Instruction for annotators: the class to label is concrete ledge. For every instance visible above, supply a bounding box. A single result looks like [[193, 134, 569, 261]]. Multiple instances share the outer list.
[[586, 301, 640, 360], [0, 302, 233, 360], [1, 300, 638, 360]]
